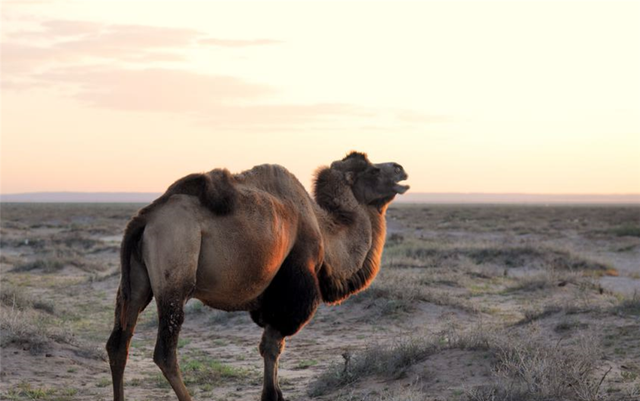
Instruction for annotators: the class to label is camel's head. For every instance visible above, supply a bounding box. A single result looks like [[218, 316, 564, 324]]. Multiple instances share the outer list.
[[330, 151, 409, 207]]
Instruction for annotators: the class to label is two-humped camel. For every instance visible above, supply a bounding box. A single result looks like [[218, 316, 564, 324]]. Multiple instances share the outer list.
[[106, 152, 409, 401]]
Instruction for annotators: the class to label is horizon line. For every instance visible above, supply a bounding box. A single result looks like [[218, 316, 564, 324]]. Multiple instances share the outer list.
[[1, 191, 639, 205], [2, 191, 640, 196]]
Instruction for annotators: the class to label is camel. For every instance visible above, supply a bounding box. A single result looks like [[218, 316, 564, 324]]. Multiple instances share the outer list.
[[106, 151, 409, 401]]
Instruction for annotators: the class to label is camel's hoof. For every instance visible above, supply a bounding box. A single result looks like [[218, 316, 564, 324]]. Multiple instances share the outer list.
[[260, 396, 284, 401], [260, 389, 285, 401]]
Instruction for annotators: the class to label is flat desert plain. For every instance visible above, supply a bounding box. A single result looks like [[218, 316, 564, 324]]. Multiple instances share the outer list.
[[1, 203, 639, 401]]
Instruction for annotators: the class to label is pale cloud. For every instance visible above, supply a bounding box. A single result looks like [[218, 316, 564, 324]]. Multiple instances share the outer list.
[[199, 103, 364, 128], [2, 18, 283, 74], [1, 43, 54, 73], [54, 24, 204, 51], [1, 18, 365, 127], [32, 19, 104, 36], [30, 65, 365, 128], [2, 17, 444, 130], [1, 41, 188, 77], [199, 38, 283, 47], [1, 20, 207, 72], [36, 66, 274, 112], [395, 110, 451, 124]]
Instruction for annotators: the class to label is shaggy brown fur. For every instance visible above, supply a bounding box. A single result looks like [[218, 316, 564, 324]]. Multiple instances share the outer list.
[[106, 152, 408, 401], [316, 205, 387, 304]]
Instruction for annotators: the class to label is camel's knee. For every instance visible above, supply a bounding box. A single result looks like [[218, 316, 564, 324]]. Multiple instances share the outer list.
[[259, 340, 284, 360], [153, 345, 175, 372], [259, 327, 285, 359], [106, 336, 122, 372], [106, 328, 124, 358], [153, 333, 181, 373], [106, 318, 133, 367]]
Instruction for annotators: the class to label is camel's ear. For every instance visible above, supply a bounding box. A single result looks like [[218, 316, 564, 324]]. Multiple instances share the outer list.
[[345, 171, 356, 185]]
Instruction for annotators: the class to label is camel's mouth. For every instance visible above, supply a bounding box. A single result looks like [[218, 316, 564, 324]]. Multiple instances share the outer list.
[[393, 174, 409, 194], [393, 182, 410, 194]]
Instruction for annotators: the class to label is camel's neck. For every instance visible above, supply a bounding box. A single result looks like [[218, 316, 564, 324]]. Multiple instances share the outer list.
[[313, 168, 388, 304]]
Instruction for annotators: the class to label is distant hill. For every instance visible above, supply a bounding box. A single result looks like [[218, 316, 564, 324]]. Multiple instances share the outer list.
[[1, 192, 639, 204]]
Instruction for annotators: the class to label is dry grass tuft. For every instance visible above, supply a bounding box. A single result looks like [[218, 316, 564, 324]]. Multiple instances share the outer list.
[[0, 285, 56, 314], [308, 336, 439, 397], [614, 291, 640, 316], [10, 256, 69, 274], [0, 285, 103, 359], [610, 224, 640, 238], [311, 325, 608, 401], [507, 271, 580, 293], [0, 303, 74, 354], [490, 334, 606, 401]]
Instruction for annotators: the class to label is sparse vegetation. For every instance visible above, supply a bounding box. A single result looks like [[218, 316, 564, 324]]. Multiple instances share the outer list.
[[4, 382, 57, 400], [96, 377, 111, 388], [611, 224, 640, 238], [330, 384, 426, 401], [614, 291, 640, 316], [2, 381, 80, 401], [554, 317, 588, 333], [507, 270, 577, 292], [384, 240, 613, 274], [309, 335, 439, 396], [312, 326, 609, 401], [10, 257, 68, 273], [349, 267, 481, 315], [0, 300, 75, 354], [490, 333, 606, 401], [1, 203, 639, 399], [1, 285, 56, 314], [294, 359, 319, 369], [180, 353, 253, 387]]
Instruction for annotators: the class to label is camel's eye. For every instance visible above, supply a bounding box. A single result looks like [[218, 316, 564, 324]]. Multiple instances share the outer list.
[[394, 166, 402, 174], [370, 167, 381, 175]]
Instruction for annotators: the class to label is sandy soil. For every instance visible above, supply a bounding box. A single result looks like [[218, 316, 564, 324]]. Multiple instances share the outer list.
[[1, 203, 638, 401]]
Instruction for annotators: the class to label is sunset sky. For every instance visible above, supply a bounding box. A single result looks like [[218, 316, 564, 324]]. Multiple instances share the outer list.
[[1, 0, 639, 195]]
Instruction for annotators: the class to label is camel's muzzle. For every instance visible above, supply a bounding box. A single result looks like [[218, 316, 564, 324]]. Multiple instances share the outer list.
[[376, 162, 410, 194]]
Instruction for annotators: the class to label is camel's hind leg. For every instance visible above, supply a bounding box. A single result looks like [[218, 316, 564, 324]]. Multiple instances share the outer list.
[[106, 260, 152, 401], [153, 293, 192, 401], [143, 211, 201, 401]]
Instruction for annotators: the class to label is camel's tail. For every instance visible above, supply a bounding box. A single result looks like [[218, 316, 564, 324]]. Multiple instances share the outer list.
[[118, 214, 147, 328]]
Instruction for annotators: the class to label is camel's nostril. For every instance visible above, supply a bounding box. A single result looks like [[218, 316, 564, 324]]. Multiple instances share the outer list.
[[395, 172, 408, 182]]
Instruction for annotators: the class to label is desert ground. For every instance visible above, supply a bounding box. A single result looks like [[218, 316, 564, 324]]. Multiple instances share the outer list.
[[1, 203, 639, 401]]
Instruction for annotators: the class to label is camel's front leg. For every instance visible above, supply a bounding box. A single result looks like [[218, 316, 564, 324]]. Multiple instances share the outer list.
[[259, 326, 286, 401]]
